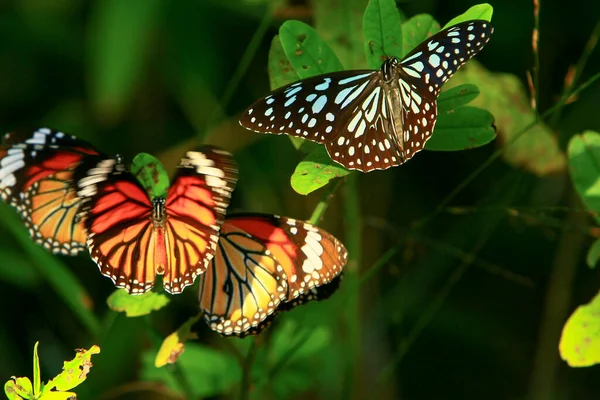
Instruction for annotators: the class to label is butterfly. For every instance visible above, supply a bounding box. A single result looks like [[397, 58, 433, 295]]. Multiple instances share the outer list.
[[0, 128, 105, 255], [76, 145, 238, 294], [198, 213, 348, 336], [239, 20, 494, 172]]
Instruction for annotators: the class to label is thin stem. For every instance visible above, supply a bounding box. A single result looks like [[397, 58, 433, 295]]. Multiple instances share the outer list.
[[240, 337, 261, 400], [531, 0, 540, 111], [309, 177, 345, 225], [342, 173, 361, 400]]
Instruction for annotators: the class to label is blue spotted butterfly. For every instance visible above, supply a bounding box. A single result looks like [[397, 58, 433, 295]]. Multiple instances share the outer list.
[[240, 20, 493, 172]]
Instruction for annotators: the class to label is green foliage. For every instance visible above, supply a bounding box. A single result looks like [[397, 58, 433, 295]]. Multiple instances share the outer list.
[[560, 291, 600, 367], [587, 238, 600, 269], [442, 3, 494, 29], [4, 342, 100, 399], [291, 147, 350, 195], [131, 152, 171, 199], [362, 0, 404, 69], [568, 131, 600, 224], [400, 15, 440, 58], [107, 289, 171, 317]]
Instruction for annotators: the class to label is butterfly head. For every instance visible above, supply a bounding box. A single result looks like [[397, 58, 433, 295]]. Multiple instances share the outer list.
[[152, 197, 167, 226], [382, 57, 399, 82]]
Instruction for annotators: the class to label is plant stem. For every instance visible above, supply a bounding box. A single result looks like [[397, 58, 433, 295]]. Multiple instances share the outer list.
[[342, 173, 361, 400], [240, 337, 261, 400], [309, 177, 345, 225], [531, 0, 541, 111]]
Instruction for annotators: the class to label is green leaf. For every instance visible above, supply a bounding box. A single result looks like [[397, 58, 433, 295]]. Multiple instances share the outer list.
[[437, 84, 480, 113], [568, 131, 600, 224], [279, 20, 344, 79], [107, 289, 170, 317], [444, 60, 565, 176], [401, 14, 440, 57], [268, 35, 299, 91], [40, 392, 77, 400], [426, 106, 495, 151], [154, 315, 199, 368], [0, 249, 41, 289], [270, 319, 331, 364], [314, 0, 369, 69], [442, 3, 494, 29], [141, 343, 241, 398], [131, 153, 170, 199], [33, 342, 40, 396], [44, 345, 101, 393], [291, 147, 351, 195], [559, 291, 600, 367], [587, 238, 600, 269], [5, 377, 32, 399], [362, 0, 404, 69], [88, 0, 164, 125]]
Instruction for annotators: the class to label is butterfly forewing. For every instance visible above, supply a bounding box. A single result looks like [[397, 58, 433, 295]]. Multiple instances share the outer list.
[[240, 70, 377, 144]]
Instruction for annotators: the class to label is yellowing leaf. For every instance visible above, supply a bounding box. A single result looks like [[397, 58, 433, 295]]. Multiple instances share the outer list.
[[40, 392, 77, 400], [559, 291, 600, 367], [107, 288, 170, 317], [33, 342, 41, 396], [155, 315, 199, 368], [44, 345, 101, 393], [4, 378, 31, 399]]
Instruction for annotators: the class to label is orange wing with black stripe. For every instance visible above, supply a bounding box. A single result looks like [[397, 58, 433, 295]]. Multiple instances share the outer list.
[[0, 128, 104, 255], [77, 147, 238, 294], [198, 213, 348, 336]]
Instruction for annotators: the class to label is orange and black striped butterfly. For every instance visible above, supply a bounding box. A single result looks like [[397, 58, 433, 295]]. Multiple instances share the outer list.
[[76, 146, 238, 294], [0, 128, 104, 255], [198, 213, 347, 336]]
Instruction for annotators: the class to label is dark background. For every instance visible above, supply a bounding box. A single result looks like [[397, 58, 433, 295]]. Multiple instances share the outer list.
[[0, 0, 599, 399]]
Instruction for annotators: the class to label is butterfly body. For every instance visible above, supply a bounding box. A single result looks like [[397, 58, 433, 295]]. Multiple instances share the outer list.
[[240, 20, 493, 172]]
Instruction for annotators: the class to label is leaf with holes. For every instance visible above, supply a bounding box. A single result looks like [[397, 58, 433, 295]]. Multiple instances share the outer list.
[[279, 20, 344, 79], [401, 14, 440, 57], [107, 289, 170, 317], [362, 0, 404, 69], [443, 3, 494, 29], [291, 147, 351, 195], [426, 106, 495, 151], [437, 83, 480, 112], [155, 316, 199, 367], [568, 131, 600, 224], [43, 345, 101, 393], [587, 238, 600, 269], [131, 153, 170, 199], [559, 290, 600, 367]]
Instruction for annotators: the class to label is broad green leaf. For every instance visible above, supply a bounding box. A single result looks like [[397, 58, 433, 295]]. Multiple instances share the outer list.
[[4, 380, 24, 400], [141, 343, 241, 398], [444, 60, 565, 176], [401, 14, 440, 57], [131, 153, 170, 199], [426, 106, 495, 151], [88, 0, 164, 125], [568, 131, 600, 224], [291, 147, 350, 195], [6, 377, 32, 399], [279, 20, 343, 79], [33, 342, 40, 396], [107, 289, 170, 317], [587, 238, 600, 269], [268, 35, 299, 90], [362, 0, 404, 69], [443, 3, 494, 29], [0, 250, 41, 289], [437, 84, 480, 113], [559, 291, 600, 367], [40, 392, 77, 400], [270, 319, 331, 364], [154, 315, 199, 367], [44, 345, 101, 393], [314, 0, 369, 69]]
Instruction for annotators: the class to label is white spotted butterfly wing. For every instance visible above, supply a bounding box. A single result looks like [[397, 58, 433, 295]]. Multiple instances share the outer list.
[[240, 20, 494, 172]]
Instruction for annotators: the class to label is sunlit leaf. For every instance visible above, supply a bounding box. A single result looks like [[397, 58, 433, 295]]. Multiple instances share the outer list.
[[443, 3, 494, 29], [32, 342, 40, 396], [559, 291, 600, 367], [279, 20, 343, 79], [427, 106, 496, 151], [568, 131, 600, 224], [155, 316, 199, 367], [142, 343, 241, 398], [362, 0, 404, 69], [107, 289, 170, 317], [131, 152, 171, 199], [44, 345, 101, 393], [291, 147, 350, 195], [5, 377, 32, 399], [587, 238, 600, 269], [4, 380, 24, 400]]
